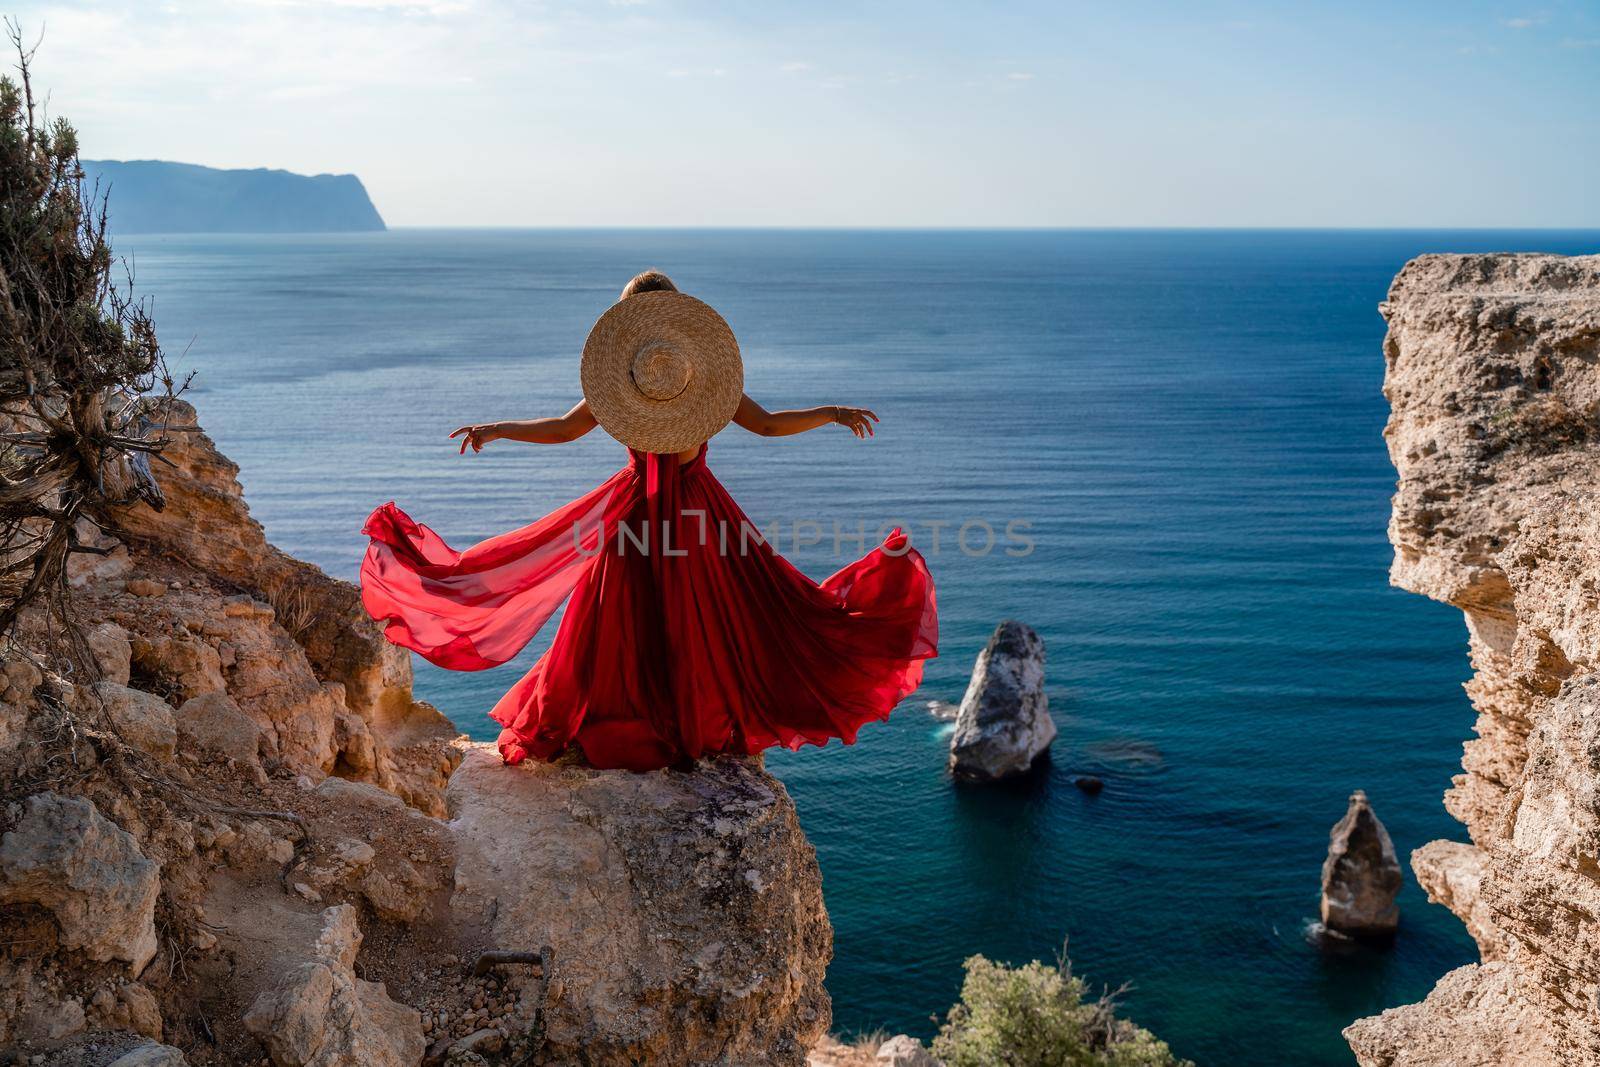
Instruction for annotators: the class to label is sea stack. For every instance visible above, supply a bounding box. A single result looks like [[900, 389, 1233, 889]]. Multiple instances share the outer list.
[[1320, 790, 1402, 941], [948, 620, 1056, 782]]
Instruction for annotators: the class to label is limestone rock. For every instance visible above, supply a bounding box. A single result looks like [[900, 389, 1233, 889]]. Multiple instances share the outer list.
[[0, 793, 160, 972], [174, 690, 264, 769], [1411, 840, 1502, 960], [89, 682, 177, 759], [948, 621, 1055, 781], [1350, 253, 1600, 1063], [448, 744, 831, 1066], [1320, 790, 1401, 939], [109, 1044, 191, 1067], [88, 981, 164, 1039], [87, 622, 133, 686], [1344, 963, 1558, 1066], [108, 399, 453, 776], [876, 1034, 941, 1066], [242, 903, 424, 1067]]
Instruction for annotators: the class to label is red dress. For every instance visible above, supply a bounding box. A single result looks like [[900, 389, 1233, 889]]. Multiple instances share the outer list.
[[360, 444, 938, 771]]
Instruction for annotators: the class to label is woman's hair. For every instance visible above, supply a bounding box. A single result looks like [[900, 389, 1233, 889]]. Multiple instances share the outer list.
[[620, 270, 678, 300]]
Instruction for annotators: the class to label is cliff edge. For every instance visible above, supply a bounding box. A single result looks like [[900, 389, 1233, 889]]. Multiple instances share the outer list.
[[1346, 254, 1600, 1065], [0, 399, 830, 1065]]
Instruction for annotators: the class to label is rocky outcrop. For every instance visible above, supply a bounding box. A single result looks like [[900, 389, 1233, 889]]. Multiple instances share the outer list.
[[1319, 790, 1401, 940], [948, 621, 1056, 781], [2, 395, 836, 1065], [448, 744, 832, 1066], [242, 904, 424, 1067], [874, 1034, 942, 1066], [107, 398, 457, 815], [1345, 254, 1600, 1065], [0, 793, 160, 973]]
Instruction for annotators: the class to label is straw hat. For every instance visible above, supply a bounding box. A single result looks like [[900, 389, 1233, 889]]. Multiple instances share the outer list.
[[580, 290, 744, 454]]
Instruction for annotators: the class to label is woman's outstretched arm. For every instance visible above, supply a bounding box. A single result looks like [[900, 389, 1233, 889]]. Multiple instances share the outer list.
[[733, 394, 879, 438], [450, 400, 598, 453]]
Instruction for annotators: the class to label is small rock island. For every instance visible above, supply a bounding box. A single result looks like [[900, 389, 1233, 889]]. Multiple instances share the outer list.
[[948, 620, 1057, 782]]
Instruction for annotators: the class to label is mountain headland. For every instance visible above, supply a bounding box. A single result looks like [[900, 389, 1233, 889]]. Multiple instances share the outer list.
[[81, 160, 386, 234]]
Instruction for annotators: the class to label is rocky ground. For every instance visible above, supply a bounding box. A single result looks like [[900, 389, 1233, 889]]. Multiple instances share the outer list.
[[0, 400, 832, 1066], [1344, 254, 1600, 1065]]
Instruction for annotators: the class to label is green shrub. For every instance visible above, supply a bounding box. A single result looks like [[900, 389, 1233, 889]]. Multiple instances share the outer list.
[[931, 952, 1192, 1067]]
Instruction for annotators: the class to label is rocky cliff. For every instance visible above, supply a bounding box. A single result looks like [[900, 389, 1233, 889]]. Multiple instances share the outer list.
[[0, 400, 830, 1065], [1345, 254, 1600, 1065]]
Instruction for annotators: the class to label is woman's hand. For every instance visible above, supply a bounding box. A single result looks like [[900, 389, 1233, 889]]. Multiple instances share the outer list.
[[450, 423, 500, 454], [831, 406, 879, 438]]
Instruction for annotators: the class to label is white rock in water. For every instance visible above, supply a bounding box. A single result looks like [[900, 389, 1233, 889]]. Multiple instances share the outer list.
[[948, 621, 1056, 782]]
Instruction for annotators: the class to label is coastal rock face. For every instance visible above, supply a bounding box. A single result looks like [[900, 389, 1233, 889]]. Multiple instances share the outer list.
[[448, 744, 832, 1066], [107, 398, 458, 814], [948, 621, 1056, 781], [0, 793, 161, 973], [3, 396, 835, 1066], [1345, 254, 1600, 1065], [1319, 790, 1401, 939]]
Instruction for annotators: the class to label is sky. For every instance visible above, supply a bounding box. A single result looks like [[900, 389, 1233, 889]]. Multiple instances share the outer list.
[[10, 0, 1599, 227]]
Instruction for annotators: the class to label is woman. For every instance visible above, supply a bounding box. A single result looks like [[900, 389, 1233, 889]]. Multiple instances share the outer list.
[[360, 270, 937, 772]]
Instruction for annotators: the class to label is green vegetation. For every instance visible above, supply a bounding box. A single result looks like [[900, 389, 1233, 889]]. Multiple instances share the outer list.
[[932, 952, 1193, 1067]]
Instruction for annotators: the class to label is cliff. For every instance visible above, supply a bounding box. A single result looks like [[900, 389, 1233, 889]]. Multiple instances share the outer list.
[[81, 160, 386, 234], [1345, 254, 1600, 1065], [0, 399, 830, 1065]]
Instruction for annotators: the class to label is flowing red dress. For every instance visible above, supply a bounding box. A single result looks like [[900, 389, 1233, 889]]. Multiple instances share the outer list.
[[359, 444, 938, 771]]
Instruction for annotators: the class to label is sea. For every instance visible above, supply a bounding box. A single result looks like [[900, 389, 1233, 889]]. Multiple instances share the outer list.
[[113, 228, 1600, 1066]]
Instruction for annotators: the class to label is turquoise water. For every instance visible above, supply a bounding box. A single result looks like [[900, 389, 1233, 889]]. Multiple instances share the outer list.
[[118, 229, 1600, 1065]]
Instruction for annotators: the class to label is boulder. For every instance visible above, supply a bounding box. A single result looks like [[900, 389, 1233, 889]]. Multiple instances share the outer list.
[[242, 903, 424, 1067], [448, 744, 830, 1066], [0, 793, 160, 972], [89, 682, 177, 759], [876, 1034, 941, 1066], [87, 622, 133, 686], [1320, 790, 1401, 940], [175, 690, 264, 769], [948, 621, 1056, 781], [110, 1044, 191, 1067]]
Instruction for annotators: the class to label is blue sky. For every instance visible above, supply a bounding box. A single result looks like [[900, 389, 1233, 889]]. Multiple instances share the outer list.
[[15, 0, 1599, 226]]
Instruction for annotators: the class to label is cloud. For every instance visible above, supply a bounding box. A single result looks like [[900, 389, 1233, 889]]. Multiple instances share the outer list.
[[1560, 37, 1600, 48], [780, 61, 811, 72], [1006, 72, 1034, 81], [1501, 16, 1543, 29]]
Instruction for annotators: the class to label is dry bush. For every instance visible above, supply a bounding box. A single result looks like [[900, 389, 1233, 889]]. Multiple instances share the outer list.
[[0, 23, 183, 643]]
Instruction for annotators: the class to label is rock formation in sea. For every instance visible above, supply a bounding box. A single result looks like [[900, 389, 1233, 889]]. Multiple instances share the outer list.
[[1344, 254, 1600, 1065], [1319, 790, 1401, 940], [80, 160, 386, 234], [0, 398, 831, 1065], [948, 620, 1057, 781]]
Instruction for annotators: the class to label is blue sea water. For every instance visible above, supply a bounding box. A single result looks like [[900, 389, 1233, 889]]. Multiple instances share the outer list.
[[115, 228, 1600, 1066]]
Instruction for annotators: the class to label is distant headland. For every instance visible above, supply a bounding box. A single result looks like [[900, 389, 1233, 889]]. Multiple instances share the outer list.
[[80, 159, 386, 234]]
